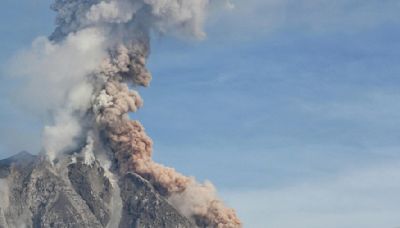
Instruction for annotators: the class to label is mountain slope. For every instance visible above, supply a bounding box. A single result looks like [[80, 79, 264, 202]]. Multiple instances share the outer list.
[[0, 152, 194, 228]]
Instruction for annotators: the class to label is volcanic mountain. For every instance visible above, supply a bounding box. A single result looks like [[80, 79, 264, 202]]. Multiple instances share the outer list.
[[0, 152, 193, 228], [1, 0, 241, 227]]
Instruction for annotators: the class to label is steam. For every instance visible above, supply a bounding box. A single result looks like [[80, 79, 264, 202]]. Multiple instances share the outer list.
[[100, 157, 123, 228], [0, 179, 10, 209], [0, 179, 9, 227], [12, 0, 241, 227]]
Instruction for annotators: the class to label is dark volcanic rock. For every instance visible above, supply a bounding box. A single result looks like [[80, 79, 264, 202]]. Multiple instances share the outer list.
[[0, 153, 194, 228], [68, 159, 113, 226], [10, 159, 103, 228], [119, 173, 194, 228]]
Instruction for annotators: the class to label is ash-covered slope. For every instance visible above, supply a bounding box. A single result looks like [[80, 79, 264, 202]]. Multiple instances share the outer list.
[[0, 152, 193, 228]]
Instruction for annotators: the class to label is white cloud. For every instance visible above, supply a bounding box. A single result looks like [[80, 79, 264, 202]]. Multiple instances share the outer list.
[[222, 162, 400, 228], [298, 91, 400, 127], [208, 0, 400, 40]]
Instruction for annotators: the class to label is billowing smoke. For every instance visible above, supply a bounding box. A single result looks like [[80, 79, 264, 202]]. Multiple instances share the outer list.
[[12, 0, 241, 227]]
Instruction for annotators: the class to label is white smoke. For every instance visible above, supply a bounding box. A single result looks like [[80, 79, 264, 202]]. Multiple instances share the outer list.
[[10, 28, 107, 160], [81, 133, 96, 165], [42, 109, 82, 161], [87, 1, 138, 24], [0, 179, 10, 209], [10, 28, 107, 114]]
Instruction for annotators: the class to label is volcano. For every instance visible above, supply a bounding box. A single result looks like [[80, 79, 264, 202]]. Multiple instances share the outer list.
[[0, 152, 194, 228]]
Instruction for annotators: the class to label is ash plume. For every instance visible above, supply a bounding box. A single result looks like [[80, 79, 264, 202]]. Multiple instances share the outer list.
[[11, 0, 241, 227]]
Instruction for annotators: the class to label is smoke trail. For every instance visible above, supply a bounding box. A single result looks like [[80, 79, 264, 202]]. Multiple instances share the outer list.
[[13, 0, 241, 227], [0, 179, 9, 210]]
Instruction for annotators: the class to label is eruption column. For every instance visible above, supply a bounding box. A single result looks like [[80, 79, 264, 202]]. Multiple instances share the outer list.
[[41, 0, 243, 227]]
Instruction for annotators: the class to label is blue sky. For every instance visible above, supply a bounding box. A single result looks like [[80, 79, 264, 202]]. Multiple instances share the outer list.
[[1, 0, 400, 227]]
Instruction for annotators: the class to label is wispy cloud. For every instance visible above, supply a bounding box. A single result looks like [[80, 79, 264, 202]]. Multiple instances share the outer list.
[[222, 162, 400, 228], [299, 91, 400, 124], [208, 0, 400, 41]]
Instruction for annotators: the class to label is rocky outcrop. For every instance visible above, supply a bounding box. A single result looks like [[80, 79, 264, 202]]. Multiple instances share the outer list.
[[0, 152, 194, 228], [119, 173, 194, 228], [68, 159, 113, 226]]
